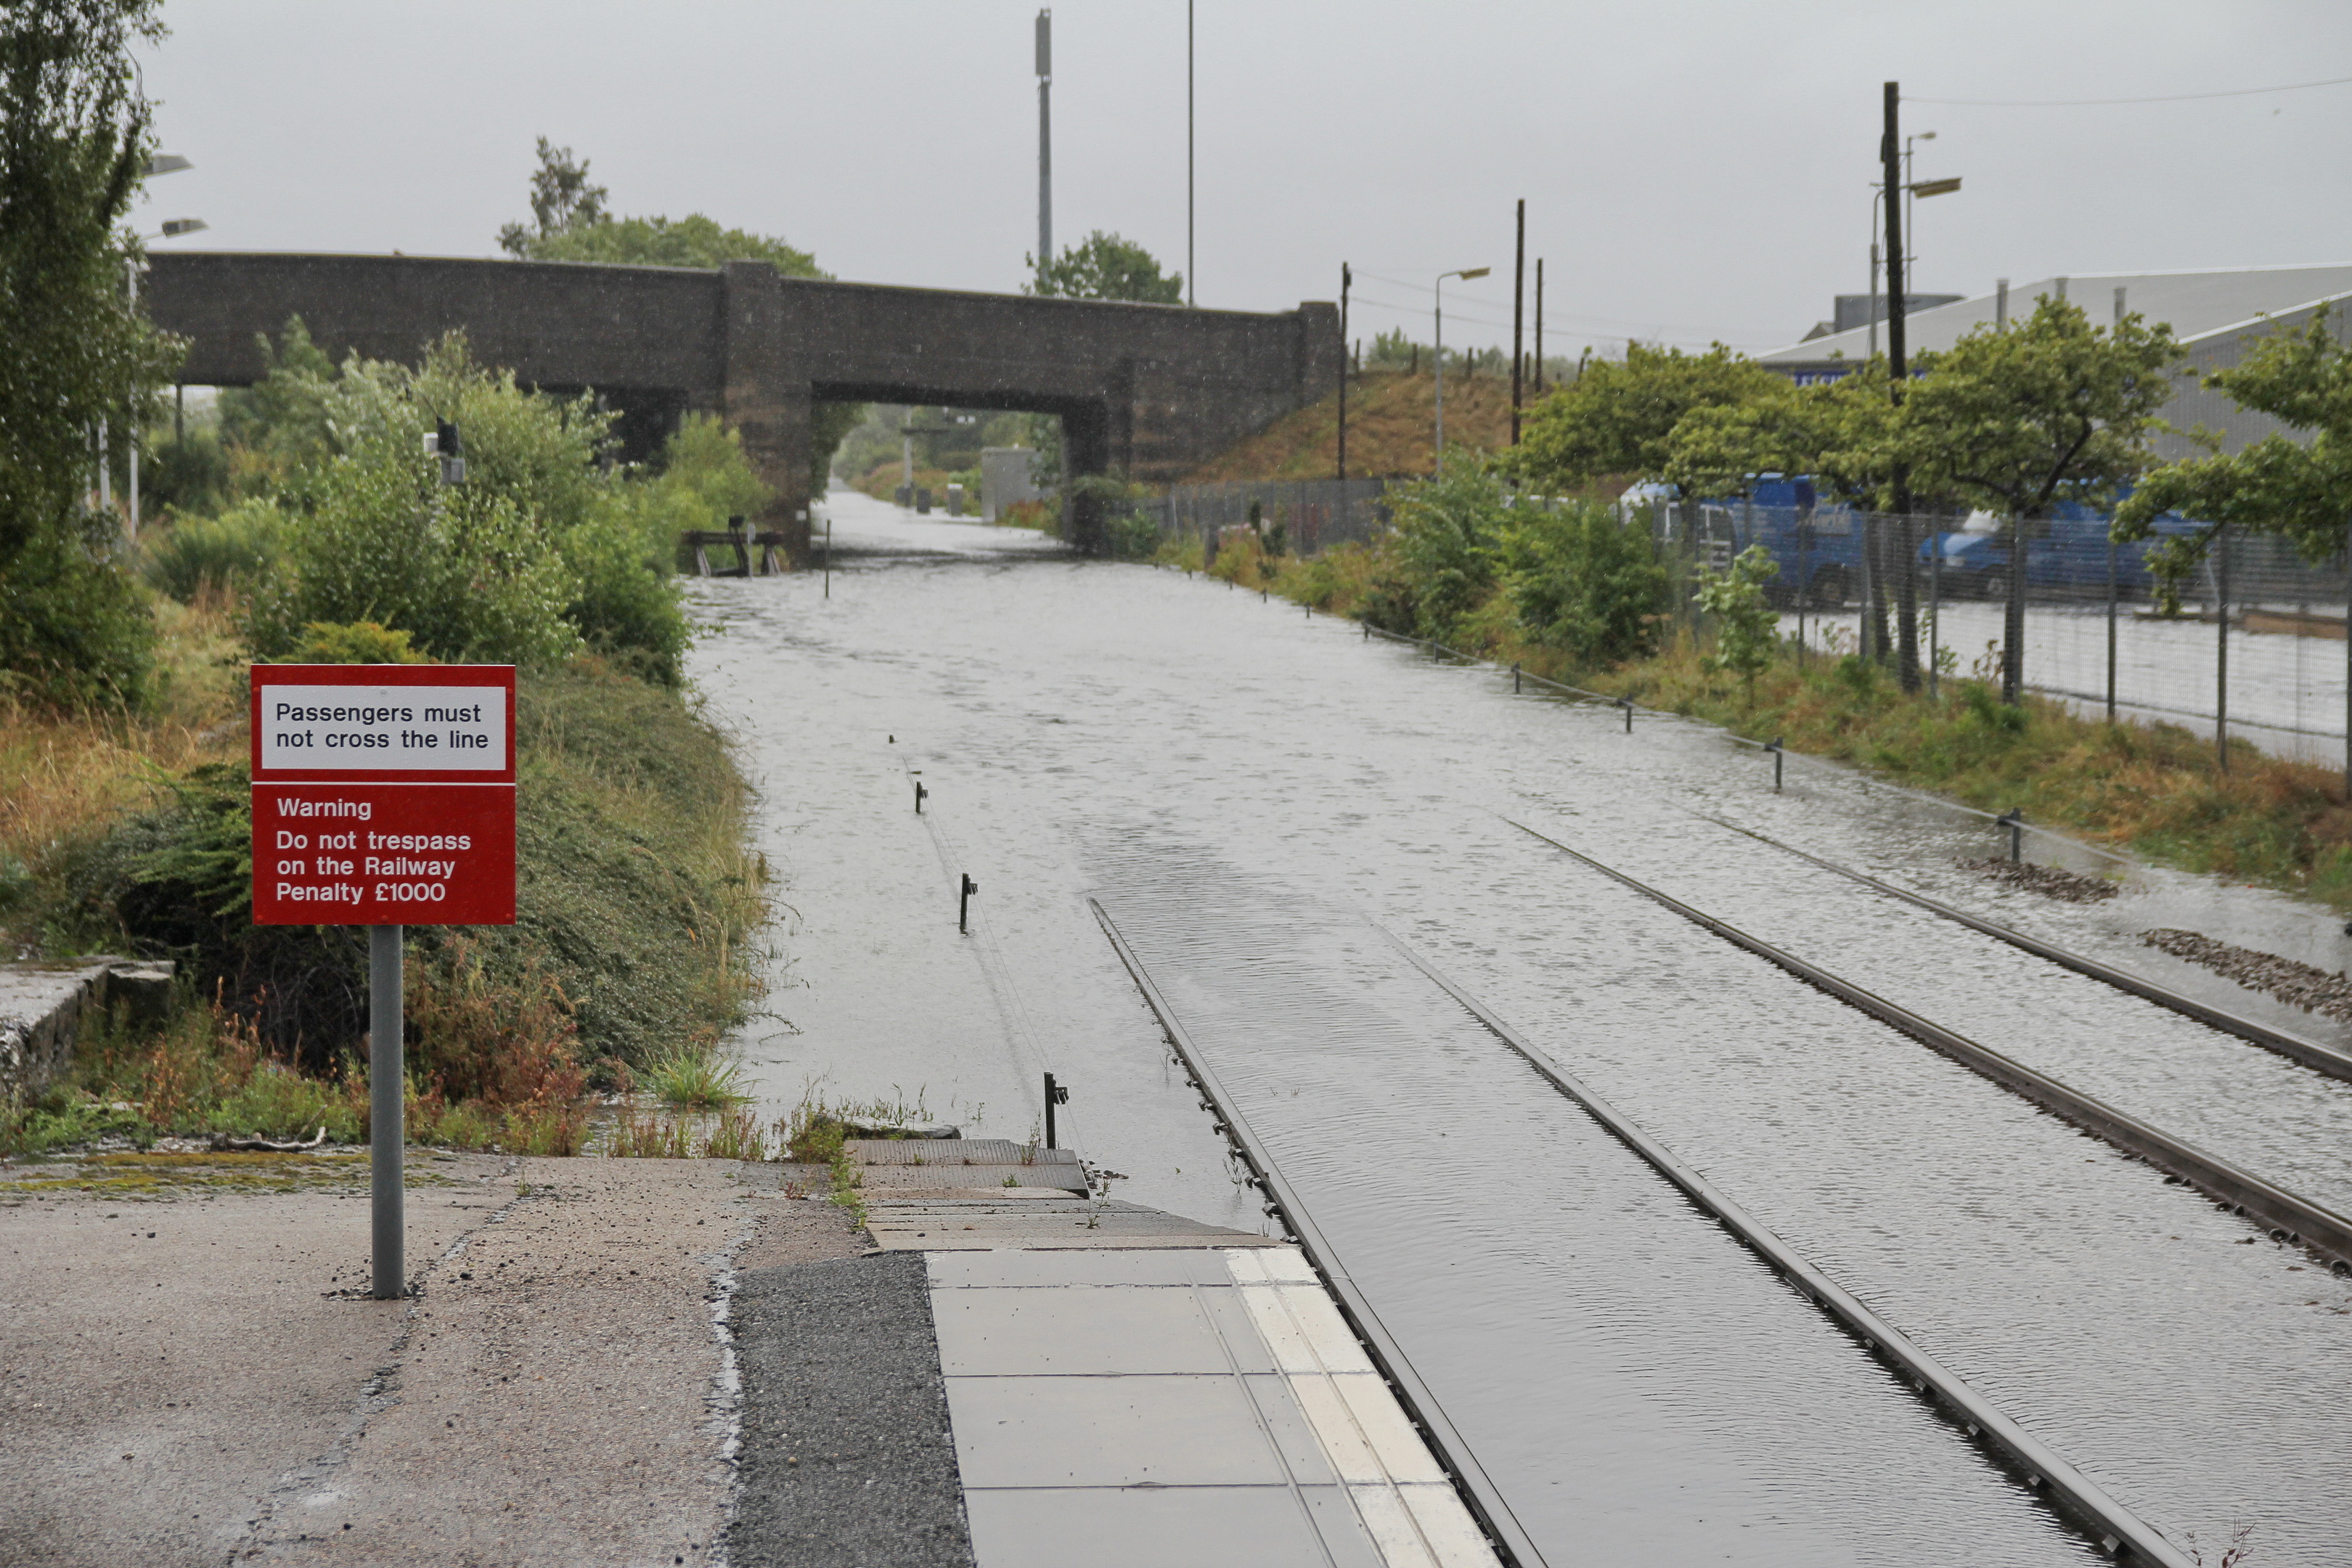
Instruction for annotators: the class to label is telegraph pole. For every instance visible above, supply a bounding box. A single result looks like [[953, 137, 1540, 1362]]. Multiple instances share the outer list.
[[1186, 1, 1195, 306], [1036, 10, 1053, 274], [1511, 200, 1526, 446], [1883, 81, 1919, 693], [1534, 258, 1544, 393], [1338, 263, 1351, 483]]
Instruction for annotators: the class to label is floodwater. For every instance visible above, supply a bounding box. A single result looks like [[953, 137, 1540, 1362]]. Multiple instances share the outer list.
[[691, 491, 2352, 1567]]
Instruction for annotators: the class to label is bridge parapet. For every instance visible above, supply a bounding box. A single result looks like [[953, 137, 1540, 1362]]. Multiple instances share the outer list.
[[147, 252, 1339, 560]]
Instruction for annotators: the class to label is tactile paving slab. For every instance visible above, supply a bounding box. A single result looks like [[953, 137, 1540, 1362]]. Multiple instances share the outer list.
[[865, 1199, 1284, 1251]]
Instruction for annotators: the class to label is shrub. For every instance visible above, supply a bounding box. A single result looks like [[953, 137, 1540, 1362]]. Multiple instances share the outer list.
[[0, 510, 156, 710], [142, 430, 232, 518], [291, 618, 430, 665], [244, 457, 584, 666], [139, 501, 287, 602], [1694, 544, 1780, 695], [1362, 458, 1511, 644], [401, 936, 586, 1109], [1106, 508, 1161, 560], [561, 507, 689, 684], [1503, 499, 1671, 667]]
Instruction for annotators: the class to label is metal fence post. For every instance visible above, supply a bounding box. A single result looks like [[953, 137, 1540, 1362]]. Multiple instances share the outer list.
[[2216, 528, 2231, 773], [1858, 513, 1878, 663], [1927, 526, 1941, 698], [369, 923, 405, 1299], [1796, 516, 1811, 668], [2117, 534, 2135, 719]]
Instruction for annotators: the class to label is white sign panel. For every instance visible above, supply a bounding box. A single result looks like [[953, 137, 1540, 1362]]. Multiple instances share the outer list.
[[257, 684, 509, 772]]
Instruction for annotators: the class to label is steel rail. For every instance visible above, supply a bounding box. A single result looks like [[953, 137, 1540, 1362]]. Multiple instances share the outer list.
[[1374, 928, 2194, 1568], [1506, 817, 2352, 1275], [1087, 897, 1549, 1568], [1697, 812, 2352, 1084]]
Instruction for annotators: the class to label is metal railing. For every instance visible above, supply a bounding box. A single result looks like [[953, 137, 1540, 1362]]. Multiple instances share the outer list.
[[1651, 502, 2352, 769]]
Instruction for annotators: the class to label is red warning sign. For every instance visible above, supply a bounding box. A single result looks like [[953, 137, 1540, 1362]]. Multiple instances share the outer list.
[[250, 665, 517, 926]]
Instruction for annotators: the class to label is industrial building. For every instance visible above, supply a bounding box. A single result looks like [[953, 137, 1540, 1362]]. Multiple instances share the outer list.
[[1761, 263, 2352, 458]]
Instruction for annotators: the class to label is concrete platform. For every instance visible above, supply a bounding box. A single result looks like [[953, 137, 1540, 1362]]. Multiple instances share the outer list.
[[865, 1196, 1286, 1251], [929, 1245, 1497, 1568]]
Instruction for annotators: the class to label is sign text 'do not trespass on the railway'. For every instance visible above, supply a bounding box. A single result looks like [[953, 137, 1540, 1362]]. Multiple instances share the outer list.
[[250, 665, 516, 926]]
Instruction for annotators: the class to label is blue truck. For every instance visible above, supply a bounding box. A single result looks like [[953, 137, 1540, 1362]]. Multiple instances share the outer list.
[[1654, 478, 1869, 607]]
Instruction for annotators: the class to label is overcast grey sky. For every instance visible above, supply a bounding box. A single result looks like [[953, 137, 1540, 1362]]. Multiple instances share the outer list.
[[133, 1, 2352, 357]]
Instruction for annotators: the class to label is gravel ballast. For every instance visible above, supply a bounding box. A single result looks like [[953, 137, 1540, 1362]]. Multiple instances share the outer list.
[[730, 1252, 974, 1568]]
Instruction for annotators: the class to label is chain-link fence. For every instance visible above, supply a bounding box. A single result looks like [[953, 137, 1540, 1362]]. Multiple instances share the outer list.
[[1650, 501, 2352, 769], [1128, 478, 1395, 558]]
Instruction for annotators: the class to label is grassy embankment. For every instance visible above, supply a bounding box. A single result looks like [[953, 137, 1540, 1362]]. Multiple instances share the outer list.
[[1185, 532, 2352, 909], [0, 595, 772, 1158], [1180, 369, 1520, 482]]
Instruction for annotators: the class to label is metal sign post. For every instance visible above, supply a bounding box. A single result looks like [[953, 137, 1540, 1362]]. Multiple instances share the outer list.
[[250, 661, 518, 1299]]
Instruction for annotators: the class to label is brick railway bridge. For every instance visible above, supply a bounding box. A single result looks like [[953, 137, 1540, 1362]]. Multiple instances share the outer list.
[[146, 253, 1342, 559]]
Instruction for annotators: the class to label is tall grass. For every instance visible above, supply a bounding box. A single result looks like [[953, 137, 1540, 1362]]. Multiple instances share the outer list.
[[0, 596, 245, 947]]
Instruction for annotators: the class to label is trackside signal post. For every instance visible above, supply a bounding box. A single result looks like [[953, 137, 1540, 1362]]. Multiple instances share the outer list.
[[250, 663, 517, 1298]]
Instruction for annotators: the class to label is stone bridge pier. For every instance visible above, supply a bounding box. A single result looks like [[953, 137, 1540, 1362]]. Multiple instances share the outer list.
[[148, 253, 1341, 560]]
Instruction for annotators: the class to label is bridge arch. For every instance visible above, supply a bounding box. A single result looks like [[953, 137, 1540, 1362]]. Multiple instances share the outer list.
[[146, 252, 1340, 559]]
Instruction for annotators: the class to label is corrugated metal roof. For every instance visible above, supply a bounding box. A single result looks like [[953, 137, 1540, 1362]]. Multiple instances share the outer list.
[[1761, 264, 2352, 364]]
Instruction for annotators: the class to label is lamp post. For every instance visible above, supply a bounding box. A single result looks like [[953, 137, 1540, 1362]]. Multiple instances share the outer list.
[[1035, 10, 1052, 274], [1433, 266, 1490, 469], [127, 221, 207, 540], [121, 151, 200, 544]]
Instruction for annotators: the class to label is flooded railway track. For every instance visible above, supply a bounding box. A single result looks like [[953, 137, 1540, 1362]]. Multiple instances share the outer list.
[[1696, 813, 2352, 1084], [1093, 897, 2192, 1568], [1506, 817, 2352, 1274]]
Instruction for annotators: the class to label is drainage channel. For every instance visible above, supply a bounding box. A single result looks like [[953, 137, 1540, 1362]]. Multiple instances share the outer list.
[[1505, 817, 2352, 1274], [1092, 894, 2189, 1568], [1695, 812, 2352, 1084]]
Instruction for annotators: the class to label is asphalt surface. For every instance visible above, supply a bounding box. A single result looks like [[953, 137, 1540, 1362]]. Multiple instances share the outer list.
[[731, 1251, 974, 1568], [1, 1151, 857, 1567]]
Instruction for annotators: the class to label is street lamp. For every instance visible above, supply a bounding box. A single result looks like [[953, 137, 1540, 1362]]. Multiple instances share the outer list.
[[1866, 163, 1959, 360], [1434, 266, 1490, 467], [115, 157, 199, 541]]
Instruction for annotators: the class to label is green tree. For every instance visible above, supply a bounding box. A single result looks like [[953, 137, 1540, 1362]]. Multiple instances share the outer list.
[[1501, 499, 1670, 667], [496, 137, 608, 258], [2114, 306, 2352, 611], [1694, 543, 1781, 697], [1514, 343, 1788, 490], [237, 331, 698, 675], [1025, 231, 1183, 304], [1900, 295, 2183, 700], [1659, 377, 1824, 503], [495, 138, 852, 496], [0, 0, 181, 706]]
